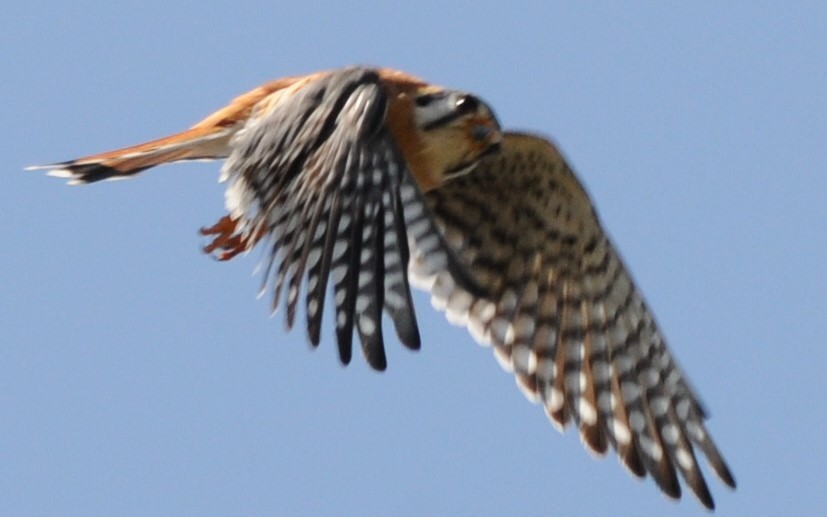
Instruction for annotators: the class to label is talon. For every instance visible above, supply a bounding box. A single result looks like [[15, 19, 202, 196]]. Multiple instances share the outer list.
[[200, 215, 248, 261]]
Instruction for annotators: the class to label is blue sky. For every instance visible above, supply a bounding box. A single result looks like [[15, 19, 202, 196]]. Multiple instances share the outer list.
[[3, 2, 825, 516]]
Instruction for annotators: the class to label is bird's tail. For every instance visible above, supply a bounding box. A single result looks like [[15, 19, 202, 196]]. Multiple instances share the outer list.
[[27, 125, 236, 185]]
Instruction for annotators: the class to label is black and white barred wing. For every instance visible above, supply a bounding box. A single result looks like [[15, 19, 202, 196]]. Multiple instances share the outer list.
[[221, 67, 476, 371], [416, 132, 735, 509]]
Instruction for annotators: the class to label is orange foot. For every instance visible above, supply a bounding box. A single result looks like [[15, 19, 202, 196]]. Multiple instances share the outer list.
[[200, 215, 251, 261]]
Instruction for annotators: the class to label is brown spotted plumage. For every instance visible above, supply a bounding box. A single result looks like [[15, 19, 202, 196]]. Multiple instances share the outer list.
[[416, 133, 735, 508], [30, 66, 734, 509]]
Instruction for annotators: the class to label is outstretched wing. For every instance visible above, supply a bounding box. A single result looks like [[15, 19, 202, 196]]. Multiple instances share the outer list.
[[222, 67, 479, 371], [415, 132, 735, 509]]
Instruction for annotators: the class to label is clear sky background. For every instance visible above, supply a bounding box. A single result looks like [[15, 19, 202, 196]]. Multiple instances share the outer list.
[[3, 2, 825, 516]]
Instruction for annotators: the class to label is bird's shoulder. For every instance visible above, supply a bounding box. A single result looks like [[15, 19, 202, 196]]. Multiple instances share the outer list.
[[187, 67, 425, 132]]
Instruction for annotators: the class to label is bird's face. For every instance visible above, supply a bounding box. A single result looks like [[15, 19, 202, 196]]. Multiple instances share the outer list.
[[411, 88, 502, 186]]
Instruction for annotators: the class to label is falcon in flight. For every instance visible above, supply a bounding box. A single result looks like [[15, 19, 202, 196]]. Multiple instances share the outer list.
[[31, 66, 735, 509]]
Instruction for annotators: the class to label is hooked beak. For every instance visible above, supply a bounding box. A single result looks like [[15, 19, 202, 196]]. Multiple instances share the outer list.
[[467, 115, 503, 156]]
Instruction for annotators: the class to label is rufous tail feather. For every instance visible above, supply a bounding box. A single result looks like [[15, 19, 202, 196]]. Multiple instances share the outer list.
[[27, 125, 235, 184]]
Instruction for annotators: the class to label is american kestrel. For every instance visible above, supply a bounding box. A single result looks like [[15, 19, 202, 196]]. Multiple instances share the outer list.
[[30, 66, 735, 509]]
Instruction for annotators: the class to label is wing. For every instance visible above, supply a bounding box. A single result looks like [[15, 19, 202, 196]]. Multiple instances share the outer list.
[[221, 67, 479, 371], [415, 132, 735, 508]]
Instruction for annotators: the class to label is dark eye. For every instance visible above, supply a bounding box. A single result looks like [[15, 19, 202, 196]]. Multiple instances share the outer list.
[[455, 94, 479, 114], [415, 93, 438, 107]]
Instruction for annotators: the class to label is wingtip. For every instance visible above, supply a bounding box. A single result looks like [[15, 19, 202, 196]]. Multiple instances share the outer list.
[[694, 484, 716, 512], [716, 463, 737, 490]]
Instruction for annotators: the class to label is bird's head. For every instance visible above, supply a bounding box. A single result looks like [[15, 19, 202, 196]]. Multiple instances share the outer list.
[[385, 83, 502, 192], [412, 88, 502, 185]]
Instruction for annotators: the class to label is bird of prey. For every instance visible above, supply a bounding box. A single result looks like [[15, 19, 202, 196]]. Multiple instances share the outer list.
[[30, 66, 735, 509]]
